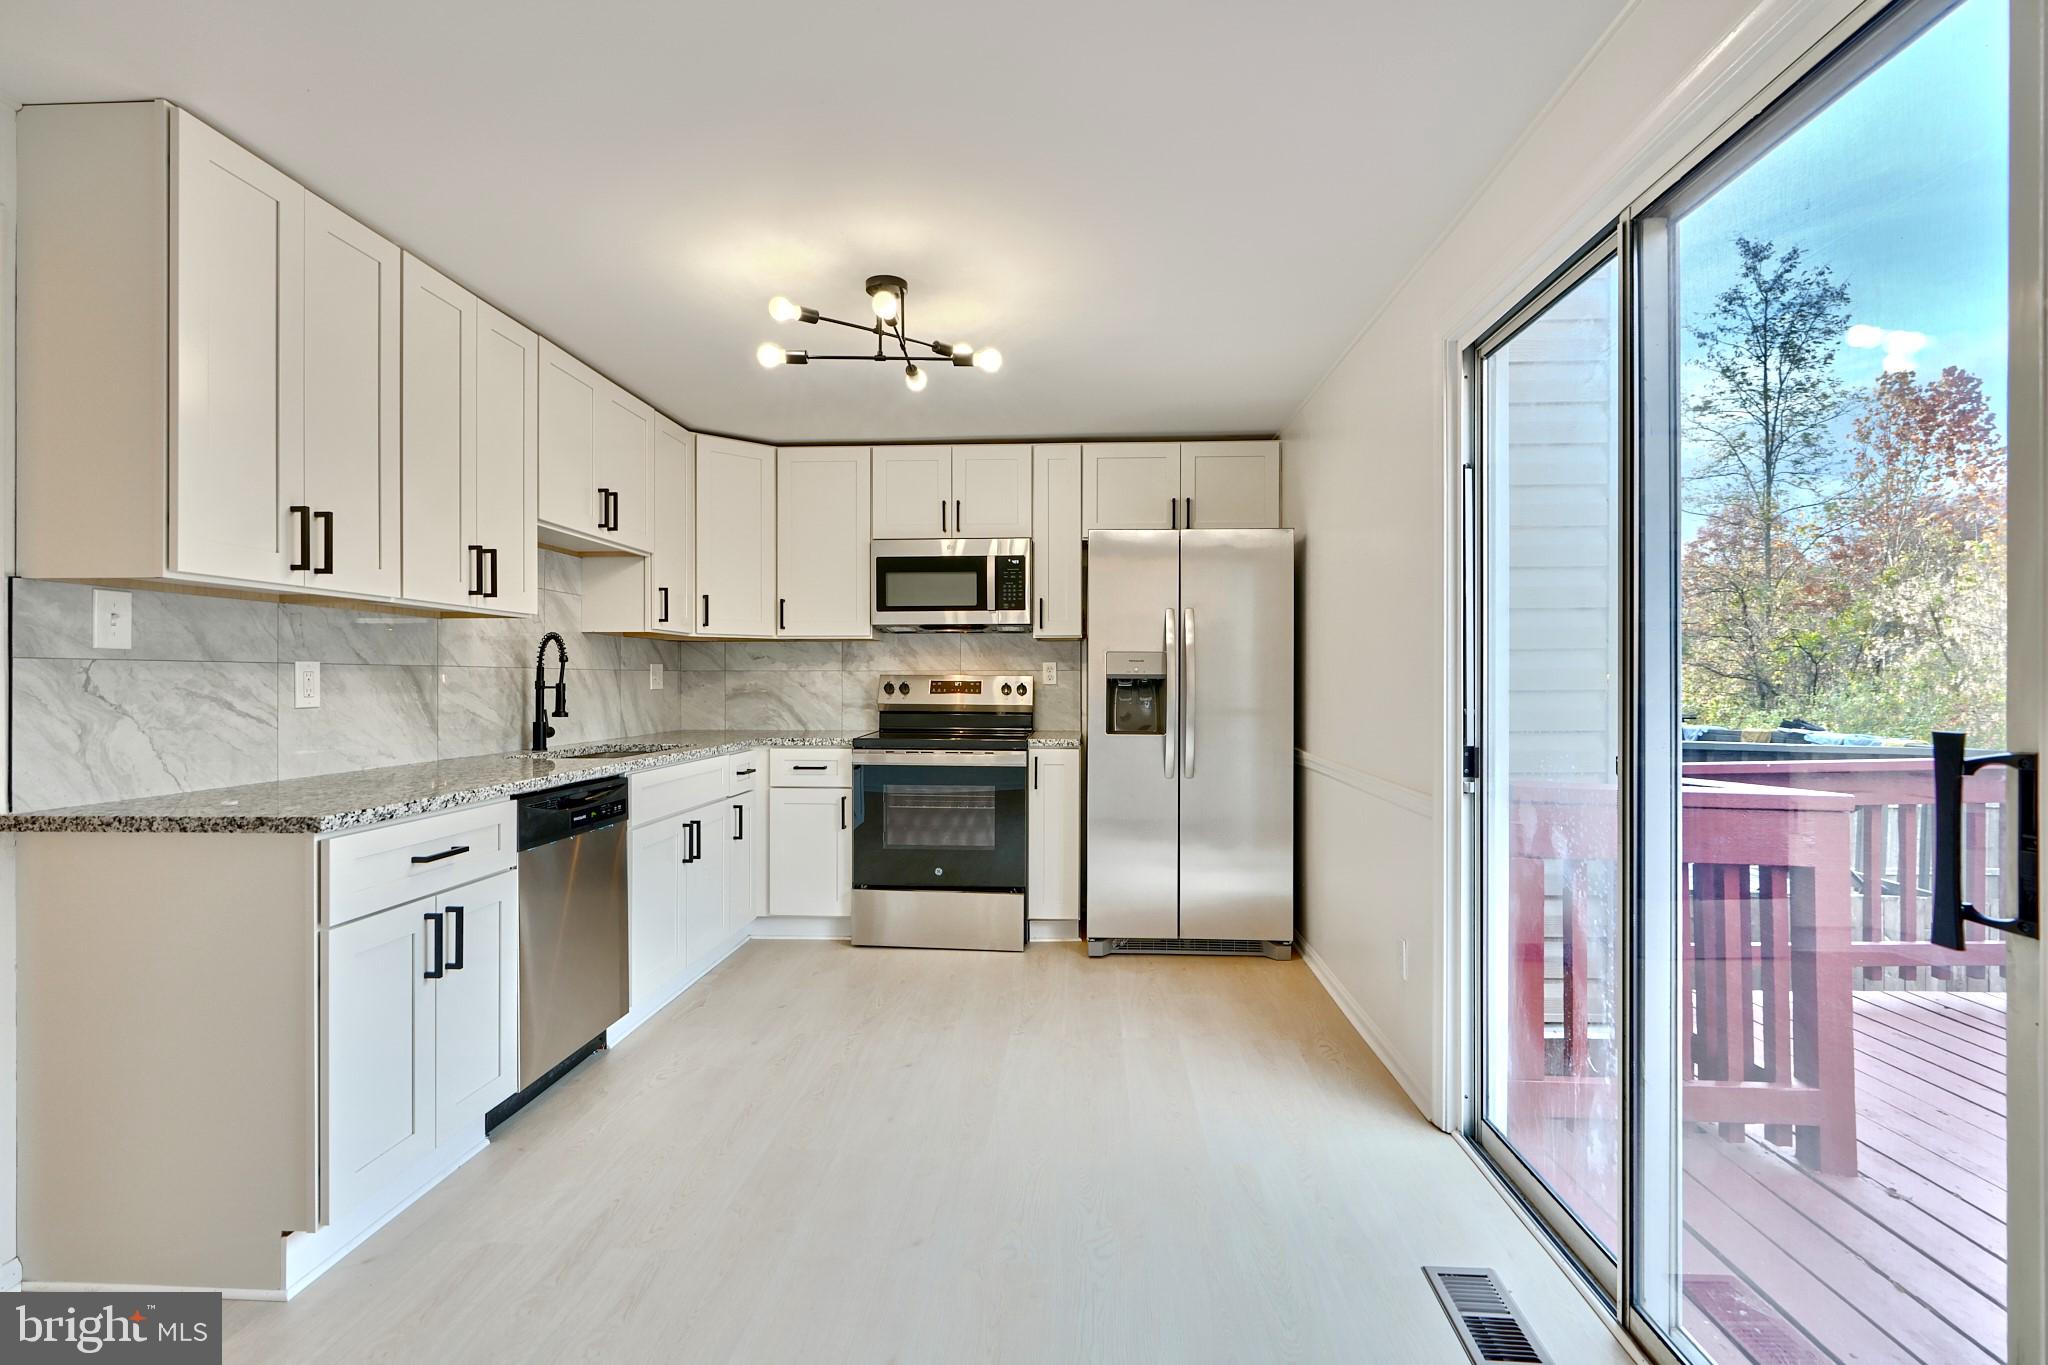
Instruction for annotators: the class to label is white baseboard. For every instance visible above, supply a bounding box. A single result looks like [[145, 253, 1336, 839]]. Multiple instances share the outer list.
[[1028, 918, 1081, 942], [747, 915, 852, 940], [279, 1134, 488, 1299], [1298, 936, 1439, 1127], [609, 923, 752, 1045], [1, 1259, 23, 1291], [24, 1278, 284, 1302]]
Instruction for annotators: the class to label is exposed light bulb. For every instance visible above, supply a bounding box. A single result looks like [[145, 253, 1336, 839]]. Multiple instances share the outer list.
[[972, 347, 1003, 374], [871, 288, 900, 322], [904, 362, 927, 393], [954, 342, 972, 356], [756, 342, 787, 369], [768, 296, 801, 323]]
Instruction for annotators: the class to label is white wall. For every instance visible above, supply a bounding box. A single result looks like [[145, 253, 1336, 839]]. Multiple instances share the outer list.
[[1282, 0, 1868, 1123], [2, 89, 20, 1286]]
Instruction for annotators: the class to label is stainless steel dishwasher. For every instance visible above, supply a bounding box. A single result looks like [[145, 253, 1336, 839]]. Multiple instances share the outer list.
[[488, 775, 630, 1131]]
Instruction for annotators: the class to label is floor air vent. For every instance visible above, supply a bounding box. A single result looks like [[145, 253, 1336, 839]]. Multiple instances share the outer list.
[[1088, 938, 1290, 959], [1424, 1267, 1547, 1364]]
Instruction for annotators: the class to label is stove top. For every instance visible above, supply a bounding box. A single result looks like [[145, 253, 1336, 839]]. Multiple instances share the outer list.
[[857, 673, 1035, 753]]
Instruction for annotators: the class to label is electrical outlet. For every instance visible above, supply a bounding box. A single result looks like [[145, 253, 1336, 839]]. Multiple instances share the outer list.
[[650, 662, 664, 690], [92, 589, 133, 650], [1399, 939, 1410, 982], [294, 660, 321, 709], [1042, 661, 1058, 686]]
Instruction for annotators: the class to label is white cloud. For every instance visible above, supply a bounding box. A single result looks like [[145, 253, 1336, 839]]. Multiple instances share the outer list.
[[1845, 323, 1930, 374]]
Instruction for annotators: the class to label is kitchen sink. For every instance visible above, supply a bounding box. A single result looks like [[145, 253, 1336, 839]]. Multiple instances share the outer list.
[[569, 744, 684, 759]]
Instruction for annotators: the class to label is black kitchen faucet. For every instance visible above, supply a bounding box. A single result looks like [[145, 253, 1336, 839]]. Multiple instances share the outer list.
[[532, 631, 570, 751]]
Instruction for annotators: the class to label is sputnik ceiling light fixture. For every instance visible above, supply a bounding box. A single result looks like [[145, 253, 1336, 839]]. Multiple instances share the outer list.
[[756, 274, 1001, 393]]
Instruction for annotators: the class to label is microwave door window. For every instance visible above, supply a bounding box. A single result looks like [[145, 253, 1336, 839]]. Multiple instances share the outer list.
[[876, 558, 987, 611]]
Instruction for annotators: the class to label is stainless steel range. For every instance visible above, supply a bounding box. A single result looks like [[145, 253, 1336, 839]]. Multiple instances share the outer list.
[[850, 673, 1034, 951]]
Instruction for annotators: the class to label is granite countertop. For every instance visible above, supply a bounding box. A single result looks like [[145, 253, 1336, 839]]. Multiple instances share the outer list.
[[0, 728, 1086, 834]]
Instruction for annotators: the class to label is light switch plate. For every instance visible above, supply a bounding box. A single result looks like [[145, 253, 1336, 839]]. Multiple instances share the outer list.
[[650, 662, 664, 690], [92, 589, 133, 650], [294, 660, 321, 709], [1041, 661, 1058, 686]]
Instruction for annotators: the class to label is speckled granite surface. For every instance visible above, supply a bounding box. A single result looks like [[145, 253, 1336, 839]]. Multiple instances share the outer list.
[[1, 728, 1085, 833]]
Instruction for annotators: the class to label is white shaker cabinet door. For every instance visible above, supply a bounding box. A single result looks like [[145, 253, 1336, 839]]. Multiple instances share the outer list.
[[768, 786, 852, 917], [399, 254, 478, 608], [871, 445, 951, 538], [324, 899, 437, 1226], [777, 446, 871, 638], [628, 815, 689, 1014], [1028, 748, 1082, 922], [473, 302, 541, 615], [695, 436, 778, 636], [681, 802, 731, 968], [1181, 440, 1281, 529], [595, 380, 654, 552], [649, 417, 696, 635], [538, 340, 602, 539], [952, 444, 1032, 538], [1032, 444, 1083, 637], [1082, 442, 1181, 532], [301, 195, 401, 598], [432, 870, 519, 1140], [728, 788, 766, 936], [169, 108, 306, 587]]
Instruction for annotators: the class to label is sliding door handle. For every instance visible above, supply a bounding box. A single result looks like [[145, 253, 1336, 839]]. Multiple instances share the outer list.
[[289, 505, 313, 572], [1932, 731, 2038, 948]]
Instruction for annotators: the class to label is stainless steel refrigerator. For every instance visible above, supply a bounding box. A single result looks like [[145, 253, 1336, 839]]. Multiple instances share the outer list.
[[1086, 529, 1294, 954]]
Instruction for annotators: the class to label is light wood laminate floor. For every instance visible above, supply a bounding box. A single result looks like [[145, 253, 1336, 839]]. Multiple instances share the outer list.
[[225, 941, 1627, 1364]]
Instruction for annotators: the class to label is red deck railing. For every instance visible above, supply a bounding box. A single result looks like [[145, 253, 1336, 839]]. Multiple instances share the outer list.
[[1508, 759, 2007, 1177]]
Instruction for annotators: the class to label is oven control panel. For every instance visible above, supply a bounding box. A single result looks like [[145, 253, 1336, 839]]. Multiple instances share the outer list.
[[878, 673, 1035, 710]]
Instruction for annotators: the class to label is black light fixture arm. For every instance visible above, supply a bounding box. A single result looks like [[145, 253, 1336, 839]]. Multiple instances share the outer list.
[[802, 310, 962, 360], [762, 274, 998, 381]]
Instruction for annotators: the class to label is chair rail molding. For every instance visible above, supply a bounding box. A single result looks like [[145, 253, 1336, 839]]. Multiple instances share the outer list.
[[1294, 747, 1432, 818]]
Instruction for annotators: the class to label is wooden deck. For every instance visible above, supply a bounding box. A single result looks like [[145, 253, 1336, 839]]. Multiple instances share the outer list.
[[1681, 991, 2007, 1364]]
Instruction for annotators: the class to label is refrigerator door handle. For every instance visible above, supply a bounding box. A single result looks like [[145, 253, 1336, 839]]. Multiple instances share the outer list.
[[1163, 606, 1178, 780], [1182, 606, 1195, 778]]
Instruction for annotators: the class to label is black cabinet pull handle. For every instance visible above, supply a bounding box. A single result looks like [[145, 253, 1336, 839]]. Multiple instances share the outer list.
[[955, 498, 962, 531], [1932, 731, 2039, 948], [691, 819, 703, 862], [1033, 756, 1039, 790], [1185, 496, 1193, 527], [596, 486, 612, 531], [840, 794, 848, 829], [410, 844, 471, 865], [483, 547, 500, 599], [779, 598, 787, 631], [736, 767, 756, 776], [314, 510, 335, 575], [658, 586, 670, 623], [702, 594, 710, 629], [610, 490, 622, 531], [1037, 596, 1044, 630], [290, 505, 313, 572], [423, 911, 444, 980], [467, 544, 485, 595], [940, 499, 947, 533], [794, 763, 827, 771], [445, 905, 465, 971], [1169, 497, 1178, 530], [734, 802, 744, 839]]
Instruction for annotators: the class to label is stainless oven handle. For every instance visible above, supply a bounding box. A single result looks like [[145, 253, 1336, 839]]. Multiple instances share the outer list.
[[853, 750, 1029, 768], [1163, 606, 1178, 780]]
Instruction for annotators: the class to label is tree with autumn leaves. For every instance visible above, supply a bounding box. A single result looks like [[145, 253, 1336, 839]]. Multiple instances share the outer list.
[[1680, 237, 2007, 742]]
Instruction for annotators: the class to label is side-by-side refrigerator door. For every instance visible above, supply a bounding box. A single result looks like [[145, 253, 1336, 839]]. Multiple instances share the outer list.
[[1178, 530, 1294, 942], [1086, 530, 1182, 939]]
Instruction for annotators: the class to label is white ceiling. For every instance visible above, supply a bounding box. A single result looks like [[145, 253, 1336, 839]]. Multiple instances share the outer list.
[[0, 0, 1623, 443]]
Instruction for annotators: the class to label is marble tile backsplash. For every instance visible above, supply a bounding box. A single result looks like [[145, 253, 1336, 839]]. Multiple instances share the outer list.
[[11, 552, 1088, 809]]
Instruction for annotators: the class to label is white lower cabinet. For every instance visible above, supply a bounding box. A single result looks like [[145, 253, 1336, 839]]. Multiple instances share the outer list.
[[768, 783, 852, 917], [628, 814, 690, 1010], [323, 866, 517, 1228], [729, 787, 766, 935], [1028, 749, 1082, 926]]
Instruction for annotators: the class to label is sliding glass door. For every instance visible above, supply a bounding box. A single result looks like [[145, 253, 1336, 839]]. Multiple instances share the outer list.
[[1472, 1, 2030, 1360]]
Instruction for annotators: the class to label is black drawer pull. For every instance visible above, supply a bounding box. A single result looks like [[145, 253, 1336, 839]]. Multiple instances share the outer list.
[[735, 767, 757, 777], [793, 764, 828, 771], [410, 844, 471, 865]]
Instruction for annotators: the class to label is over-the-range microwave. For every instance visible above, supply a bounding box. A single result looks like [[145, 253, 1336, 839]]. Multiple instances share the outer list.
[[871, 538, 1032, 632]]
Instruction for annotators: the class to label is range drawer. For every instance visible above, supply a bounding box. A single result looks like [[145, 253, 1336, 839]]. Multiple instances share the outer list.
[[631, 755, 730, 826], [770, 750, 851, 788], [323, 801, 517, 927], [728, 750, 764, 794]]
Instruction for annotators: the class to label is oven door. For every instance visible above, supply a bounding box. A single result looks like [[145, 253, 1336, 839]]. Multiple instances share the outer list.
[[851, 752, 1028, 892]]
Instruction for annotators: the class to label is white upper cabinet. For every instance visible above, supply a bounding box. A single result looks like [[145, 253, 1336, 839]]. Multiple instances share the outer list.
[[1182, 440, 1281, 530], [595, 381, 654, 553], [777, 447, 871, 638], [169, 108, 307, 587], [1032, 444, 1083, 637], [471, 301, 541, 616], [401, 256, 536, 614], [696, 436, 778, 637], [951, 445, 1033, 538], [1082, 441, 1281, 531], [650, 418, 697, 634], [302, 196, 402, 599], [871, 445, 951, 538], [1082, 442, 1181, 532], [538, 340, 600, 539]]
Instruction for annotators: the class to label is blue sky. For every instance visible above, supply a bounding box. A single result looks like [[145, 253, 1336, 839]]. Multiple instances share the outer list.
[[1676, 0, 2009, 481]]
